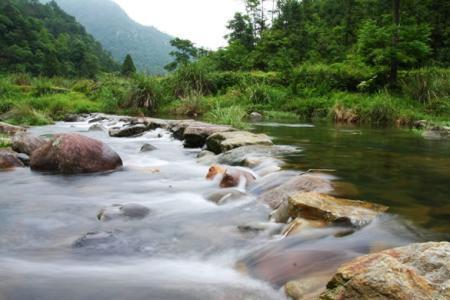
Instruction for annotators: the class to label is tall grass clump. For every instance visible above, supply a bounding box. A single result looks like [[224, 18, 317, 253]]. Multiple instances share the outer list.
[[168, 63, 213, 97], [125, 74, 163, 112], [2, 103, 53, 126], [205, 104, 248, 129]]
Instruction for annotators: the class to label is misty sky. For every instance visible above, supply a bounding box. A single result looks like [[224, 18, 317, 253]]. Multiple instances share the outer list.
[[113, 0, 245, 49]]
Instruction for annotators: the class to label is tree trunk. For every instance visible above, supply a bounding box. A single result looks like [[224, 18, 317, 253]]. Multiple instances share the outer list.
[[390, 0, 400, 86]]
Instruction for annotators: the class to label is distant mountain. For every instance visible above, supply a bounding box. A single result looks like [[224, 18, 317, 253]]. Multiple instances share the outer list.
[[44, 0, 174, 74], [0, 0, 118, 77]]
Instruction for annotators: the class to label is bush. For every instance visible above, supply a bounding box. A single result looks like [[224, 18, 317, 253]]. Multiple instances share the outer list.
[[400, 68, 450, 115], [125, 74, 163, 112], [205, 104, 249, 129], [290, 62, 379, 96], [168, 63, 213, 97]]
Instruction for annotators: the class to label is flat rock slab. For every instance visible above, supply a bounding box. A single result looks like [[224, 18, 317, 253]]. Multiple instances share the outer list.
[[183, 122, 234, 148], [30, 133, 123, 174], [0, 122, 26, 136], [288, 192, 388, 227], [320, 242, 450, 300], [109, 124, 149, 137], [206, 131, 273, 154]]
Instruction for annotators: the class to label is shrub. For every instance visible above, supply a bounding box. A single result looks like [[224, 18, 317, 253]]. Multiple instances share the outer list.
[[125, 74, 163, 112], [173, 92, 209, 117], [168, 63, 213, 97], [205, 104, 249, 129]]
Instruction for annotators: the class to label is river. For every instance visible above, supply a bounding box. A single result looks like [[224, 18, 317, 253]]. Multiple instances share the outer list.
[[0, 119, 448, 300]]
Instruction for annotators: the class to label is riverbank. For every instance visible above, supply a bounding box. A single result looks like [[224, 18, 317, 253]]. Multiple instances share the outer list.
[[1, 67, 449, 129], [1, 114, 449, 299]]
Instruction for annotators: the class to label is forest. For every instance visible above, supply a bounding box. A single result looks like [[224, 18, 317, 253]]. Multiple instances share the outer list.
[[0, 0, 449, 129]]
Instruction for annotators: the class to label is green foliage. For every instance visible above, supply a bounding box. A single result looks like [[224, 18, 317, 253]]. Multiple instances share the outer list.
[[263, 110, 298, 120], [165, 38, 203, 72], [0, 134, 12, 148], [400, 68, 450, 114], [205, 104, 249, 129], [3, 103, 53, 126], [168, 63, 213, 97], [125, 74, 162, 112], [121, 54, 137, 77], [0, 0, 118, 77]]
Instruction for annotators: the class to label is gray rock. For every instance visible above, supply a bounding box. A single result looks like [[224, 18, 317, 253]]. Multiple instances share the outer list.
[[16, 153, 30, 166], [64, 114, 79, 122], [12, 133, 46, 155], [206, 131, 273, 154], [249, 112, 263, 122], [88, 116, 107, 123], [109, 124, 148, 137], [183, 122, 234, 148], [97, 203, 151, 222], [88, 123, 106, 132], [215, 145, 298, 167], [140, 143, 158, 152]]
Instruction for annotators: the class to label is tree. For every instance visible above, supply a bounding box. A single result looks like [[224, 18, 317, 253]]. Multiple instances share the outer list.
[[226, 12, 255, 50], [121, 54, 136, 76], [390, 0, 401, 85], [164, 38, 199, 71]]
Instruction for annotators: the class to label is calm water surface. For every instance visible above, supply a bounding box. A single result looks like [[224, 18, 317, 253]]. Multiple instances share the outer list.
[[0, 119, 448, 300], [253, 121, 450, 235]]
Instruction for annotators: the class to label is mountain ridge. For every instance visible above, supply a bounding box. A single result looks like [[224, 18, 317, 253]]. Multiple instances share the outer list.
[[42, 0, 174, 74]]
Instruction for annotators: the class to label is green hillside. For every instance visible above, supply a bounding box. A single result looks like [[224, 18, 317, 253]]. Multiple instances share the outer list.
[[48, 0, 174, 74], [0, 0, 118, 77]]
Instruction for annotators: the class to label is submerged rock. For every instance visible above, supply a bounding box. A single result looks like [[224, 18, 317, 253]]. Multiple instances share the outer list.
[[288, 192, 388, 227], [97, 203, 151, 221], [206, 131, 273, 154], [140, 143, 158, 152], [320, 242, 450, 300], [63, 114, 79, 122], [72, 230, 125, 251], [0, 149, 25, 170], [0, 122, 26, 136], [204, 187, 247, 204], [285, 274, 334, 300], [109, 124, 148, 137], [88, 123, 106, 132], [30, 133, 123, 174], [12, 133, 46, 155], [183, 122, 234, 148], [282, 218, 327, 237]]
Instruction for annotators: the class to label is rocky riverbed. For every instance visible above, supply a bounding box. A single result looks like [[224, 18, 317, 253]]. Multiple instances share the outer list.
[[0, 115, 448, 300]]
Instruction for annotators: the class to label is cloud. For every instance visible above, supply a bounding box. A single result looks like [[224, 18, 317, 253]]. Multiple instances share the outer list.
[[113, 0, 245, 49]]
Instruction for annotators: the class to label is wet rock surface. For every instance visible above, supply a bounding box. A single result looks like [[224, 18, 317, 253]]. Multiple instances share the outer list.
[[140, 143, 158, 152], [12, 133, 46, 155], [206, 131, 273, 154], [109, 124, 148, 137], [0, 122, 26, 136], [183, 122, 234, 148], [320, 242, 450, 300], [0, 149, 25, 169], [288, 192, 388, 227], [30, 133, 123, 174]]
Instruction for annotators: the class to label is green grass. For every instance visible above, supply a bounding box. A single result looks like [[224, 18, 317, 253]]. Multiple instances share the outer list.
[[0, 134, 12, 148], [205, 104, 249, 129]]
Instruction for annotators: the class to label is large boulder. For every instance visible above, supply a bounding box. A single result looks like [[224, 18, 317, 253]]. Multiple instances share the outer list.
[[320, 242, 450, 300], [183, 122, 234, 148], [0, 149, 25, 170], [206, 131, 273, 154], [12, 133, 46, 155], [109, 124, 148, 137], [30, 133, 122, 174], [288, 192, 388, 227], [0, 122, 26, 136]]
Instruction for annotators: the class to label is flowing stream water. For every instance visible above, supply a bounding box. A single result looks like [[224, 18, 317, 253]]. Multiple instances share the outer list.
[[0, 119, 448, 300]]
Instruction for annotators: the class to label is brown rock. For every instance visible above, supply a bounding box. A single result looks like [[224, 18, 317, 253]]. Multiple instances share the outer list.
[[12, 133, 46, 155], [30, 133, 122, 174], [259, 174, 333, 210], [206, 131, 273, 154], [288, 192, 388, 227], [320, 242, 450, 300], [0, 122, 26, 136], [0, 149, 25, 169]]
